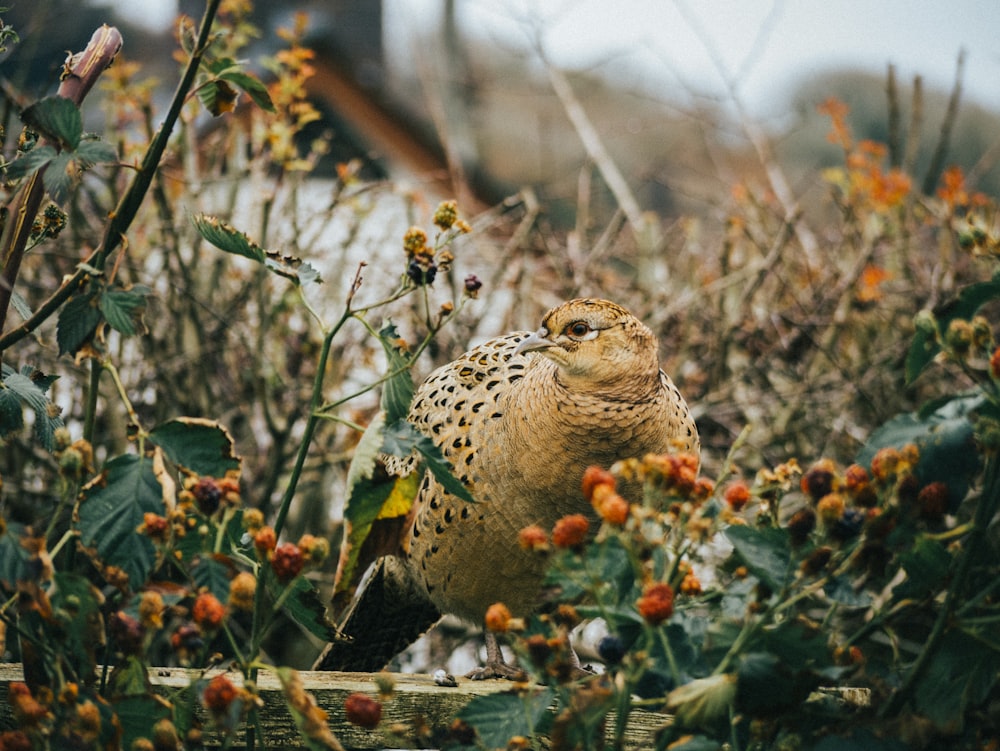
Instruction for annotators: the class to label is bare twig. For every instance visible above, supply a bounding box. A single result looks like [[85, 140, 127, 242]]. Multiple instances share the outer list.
[[921, 48, 965, 195]]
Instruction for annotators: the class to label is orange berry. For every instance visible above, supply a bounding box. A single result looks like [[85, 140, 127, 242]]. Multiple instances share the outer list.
[[518, 525, 548, 551], [582, 465, 616, 503], [636, 582, 674, 624], [551, 514, 589, 549], [253, 527, 277, 555], [597, 493, 630, 525], [192, 592, 225, 631], [816, 493, 846, 523], [202, 674, 237, 712], [484, 602, 512, 633], [723, 481, 751, 511]]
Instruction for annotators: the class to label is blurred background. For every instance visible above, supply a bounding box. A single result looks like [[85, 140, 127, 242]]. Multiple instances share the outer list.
[[2, 1, 999, 668]]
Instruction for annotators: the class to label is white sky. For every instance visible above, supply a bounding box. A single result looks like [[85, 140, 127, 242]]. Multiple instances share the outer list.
[[387, 0, 1000, 117], [105, 0, 1000, 118]]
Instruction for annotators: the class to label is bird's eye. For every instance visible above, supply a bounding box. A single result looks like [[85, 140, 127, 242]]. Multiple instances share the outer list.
[[567, 321, 591, 337]]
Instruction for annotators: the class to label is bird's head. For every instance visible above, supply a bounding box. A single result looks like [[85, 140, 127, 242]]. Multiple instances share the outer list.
[[513, 298, 660, 390]]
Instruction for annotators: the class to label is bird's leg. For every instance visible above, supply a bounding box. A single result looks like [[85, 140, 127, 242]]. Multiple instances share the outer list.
[[465, 631, 527, 681]]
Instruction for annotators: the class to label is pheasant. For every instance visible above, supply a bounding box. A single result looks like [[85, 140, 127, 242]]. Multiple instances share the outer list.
[[316, 298, 699, 677]]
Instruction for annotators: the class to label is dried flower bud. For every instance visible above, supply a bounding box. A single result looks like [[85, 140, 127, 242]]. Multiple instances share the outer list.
[[463, 274, 482, 298], [402, 226, 428, 257], [228, 571, 257, 612], [433, 200, 459, 230], [581, 465, 616, 502]]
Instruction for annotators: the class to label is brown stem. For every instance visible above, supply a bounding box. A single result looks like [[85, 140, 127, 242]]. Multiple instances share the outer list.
[[0, 25, 123, 338]]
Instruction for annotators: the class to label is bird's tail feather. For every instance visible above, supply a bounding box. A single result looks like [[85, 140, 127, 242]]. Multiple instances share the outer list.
[[313, 555, 440, 672]]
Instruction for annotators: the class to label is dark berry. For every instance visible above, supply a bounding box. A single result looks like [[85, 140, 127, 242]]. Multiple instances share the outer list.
[[787, 508, 817, 546], [597, 634, 627, 665], [830, 508, 865, 541], [407, 259, 437, 285], [192, 477, 222, 516]]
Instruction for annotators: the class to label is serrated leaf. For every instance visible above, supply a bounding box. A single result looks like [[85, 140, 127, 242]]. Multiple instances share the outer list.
[[192, 556, 233, 601], [0, 369, 63, 449], [457, 688, 555, 749], [192, 214, 266, 262], [724, 525, 792, 592], [0, 521, 30, 594], [334, 413, 398, 597], [914, 628, 1000, 731], [197, 78, 239, 116], [40, 151, 78, 204], [377, 322, 413, 423], [113, 693, 173, 750], [77, 455, 165, 590], [21, 95, 82, 148], [75, 139, 118, 168], [100, 284, 151, 337], [382, 419, 474, 502], [220, 69, 275, 112], [893, 536, 952, 601], [148, 417, 241, 477], [57, 289, 102, 355], [3, 145, 57, 180], [277, 576, 339, 643]]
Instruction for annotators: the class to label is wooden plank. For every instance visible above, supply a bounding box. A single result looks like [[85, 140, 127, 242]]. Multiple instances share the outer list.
[[0, 663, 671, 749]]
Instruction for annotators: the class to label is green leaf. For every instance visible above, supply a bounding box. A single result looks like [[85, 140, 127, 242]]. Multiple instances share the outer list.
[[457, 688, 555, 749], [77, 454, 165, 589], [220, 69, 275, 112], [3, 144, 57, 180], [377, 322, 414, 423], [0, 521, 30, 594], [193, 214, 266, 262], [75, 139, 118, 167], [724, 525, 792, 592], [0, 367, 63, 449], [192, 556, 233, 602], [41, 151, 77, 204], [893, 536, 952, 601], [100, 284, 152, 337], [21, 95, 82, 148], [148, 417, 241, 477], [57, 289, 102, 355], [197, 78, 239, 116], [114, 693, 173, 750], [382, 419, 474, 502], [50, 572, 106, 680], [335, 413, 399, 596], [193, 214, 321, 286], [914, 628, 1000, 730], [277, 575, 339, 643]]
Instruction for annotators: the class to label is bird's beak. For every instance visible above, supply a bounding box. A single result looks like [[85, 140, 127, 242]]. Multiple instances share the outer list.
[[514, 329, 556, 356]]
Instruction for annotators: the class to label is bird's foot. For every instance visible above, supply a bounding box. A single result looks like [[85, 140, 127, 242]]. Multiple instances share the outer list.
[[465, 660, 528, 681]]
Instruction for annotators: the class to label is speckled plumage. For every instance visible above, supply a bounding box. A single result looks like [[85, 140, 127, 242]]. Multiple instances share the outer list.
[[317, 298, 699, 673]]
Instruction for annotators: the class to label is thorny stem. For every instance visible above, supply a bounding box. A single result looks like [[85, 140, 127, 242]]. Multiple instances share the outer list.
[[881, 449, 1000, 717], [0, 0, 224, 353]]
